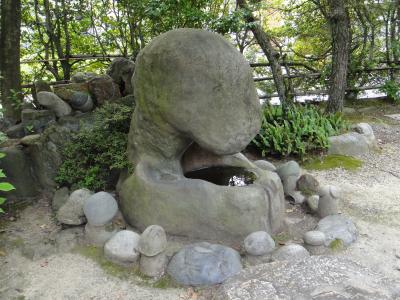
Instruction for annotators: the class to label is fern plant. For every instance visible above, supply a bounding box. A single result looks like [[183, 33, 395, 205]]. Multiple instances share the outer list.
[[252, 105, 348, 157]]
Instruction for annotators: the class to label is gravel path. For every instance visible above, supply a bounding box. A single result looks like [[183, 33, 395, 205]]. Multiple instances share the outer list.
[[309, 122, 400, 279]]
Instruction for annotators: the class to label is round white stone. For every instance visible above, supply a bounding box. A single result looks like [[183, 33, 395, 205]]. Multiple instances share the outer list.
[[244, 231, 275, 256], [83, 192, 118, 226], [303, 231, 326, 246]]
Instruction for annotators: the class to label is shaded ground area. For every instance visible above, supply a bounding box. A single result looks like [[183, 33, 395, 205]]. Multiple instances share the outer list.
[[1, 102, 400, 299]]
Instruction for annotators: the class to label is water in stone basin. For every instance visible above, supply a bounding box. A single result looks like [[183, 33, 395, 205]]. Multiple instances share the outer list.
[[184, 166, 256, 186]]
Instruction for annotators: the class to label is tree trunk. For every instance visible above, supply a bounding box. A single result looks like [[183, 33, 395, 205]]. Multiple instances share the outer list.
[[236, 0, 289, 108], [325, 0, 351, 113], [0, 0, 22, 123]]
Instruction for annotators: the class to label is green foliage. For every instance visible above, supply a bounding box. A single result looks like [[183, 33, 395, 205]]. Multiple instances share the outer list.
[[56, 102, 134, 191], [252, 105, 348, 157], [380, 80, 400, 103], [303, 155, 363, 171], [0, 153, 15, 213]]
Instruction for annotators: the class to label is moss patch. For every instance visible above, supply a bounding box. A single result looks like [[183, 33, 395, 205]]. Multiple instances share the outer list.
[[74, 245, 135, 279], [303, 155, 362, 171], [329, 239, 344, 251], [74, 245, 179, 289], [273, 232, 291, 245]]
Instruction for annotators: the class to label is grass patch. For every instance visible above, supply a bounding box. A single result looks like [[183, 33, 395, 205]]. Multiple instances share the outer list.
[[273, 232, 291, 245], [75, 245, 179, 289], [303, 155, 362, 171], [329, 239, 344, 251], [75, 245, 135, 279]]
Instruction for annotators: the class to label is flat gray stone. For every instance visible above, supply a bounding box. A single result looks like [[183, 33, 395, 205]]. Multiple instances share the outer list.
[[215, 256, 400, 300], [167, 242, 242, 286], [104, 230, 140, 266], [83, 192, 118, 226], [140, 252, 168, 277], [253, 160, 276, 171], [303, 230, 326, 246], [276, 161, 300, 180], [328, 132, 371, 156], [56, 189, 93, 225], [138, 225, 167, 257], [37, 91, 72, 117], [52, 187, 69, 211], [271, 244, 309, 262], [316, 215, 358, 247], [244, 231, 275, 256], [85, 223, 118, 247], [297, 174, 319, 194]]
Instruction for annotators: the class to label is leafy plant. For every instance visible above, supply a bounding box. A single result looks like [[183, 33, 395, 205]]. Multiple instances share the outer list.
[[380, 80, 400, 103], [252, 105, 348, 157], [0, 153, 15, 213], [56, 102, 134, 191]]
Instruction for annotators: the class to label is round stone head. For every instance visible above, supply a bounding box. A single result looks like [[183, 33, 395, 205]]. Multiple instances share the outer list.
[[133, 28, 261, 155]]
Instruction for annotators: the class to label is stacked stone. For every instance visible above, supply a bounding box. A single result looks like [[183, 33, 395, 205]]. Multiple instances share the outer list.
[[138, 225, 168, 277], [83, 192, 119, 246]]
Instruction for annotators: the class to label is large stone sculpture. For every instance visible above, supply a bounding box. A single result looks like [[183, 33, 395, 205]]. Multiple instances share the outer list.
[[119, 29, 285, 241]]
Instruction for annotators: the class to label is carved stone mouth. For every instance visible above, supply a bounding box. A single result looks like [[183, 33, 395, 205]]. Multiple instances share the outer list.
[[184, 166, 256, 186]]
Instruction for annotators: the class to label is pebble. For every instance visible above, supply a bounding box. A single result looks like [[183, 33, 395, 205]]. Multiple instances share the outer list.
[[244, 231, 275, 256]]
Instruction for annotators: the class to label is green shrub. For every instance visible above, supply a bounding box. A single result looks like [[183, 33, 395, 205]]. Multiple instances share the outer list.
[[252, 105, 348, 157], [380, 80, 400, 102], [0, 153, 15, 213], [56, 102, 134, 191]]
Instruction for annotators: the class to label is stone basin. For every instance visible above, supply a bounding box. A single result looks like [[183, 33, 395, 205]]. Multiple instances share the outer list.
[[118, 28, 285, 242]]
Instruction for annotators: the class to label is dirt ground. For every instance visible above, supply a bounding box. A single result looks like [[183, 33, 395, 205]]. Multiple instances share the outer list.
[[1, 104, 400, 300]]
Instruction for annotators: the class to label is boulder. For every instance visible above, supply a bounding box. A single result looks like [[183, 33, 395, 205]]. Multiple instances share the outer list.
[[215, 256, 400, 300], [244, 231, 275, 256], [34, 80, 52, 93], [276, 161, 300, 180], [107, 58, 135, 96], [37, 91, 72, 117], [83, 192, 118, 226], [20, 134, 41, 146], [53, 82, 89, 101], [271, 244, 309, 262], [56, 188, 93, 225], [328, 129, 376, 157], [21, 109, 56, 134], [52, 187, 69, 211], [352, 122, 377, 145], [0, 146, 40, 201], [69, 92, 94, 112], [88, 75, 121, 105], [71, 72, 97, 83], [140, 252, 168, 277], [5, 123, 25, 138], [296, 174, 319, 195], [167, 242, 242, 286], [85, 223, 118, 247], [316, 215, 358, 247], [104, 230, 140, 266], [253, 160, 276, 172], [27, 124, 73, 189], [138, 225, 167, 257]]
